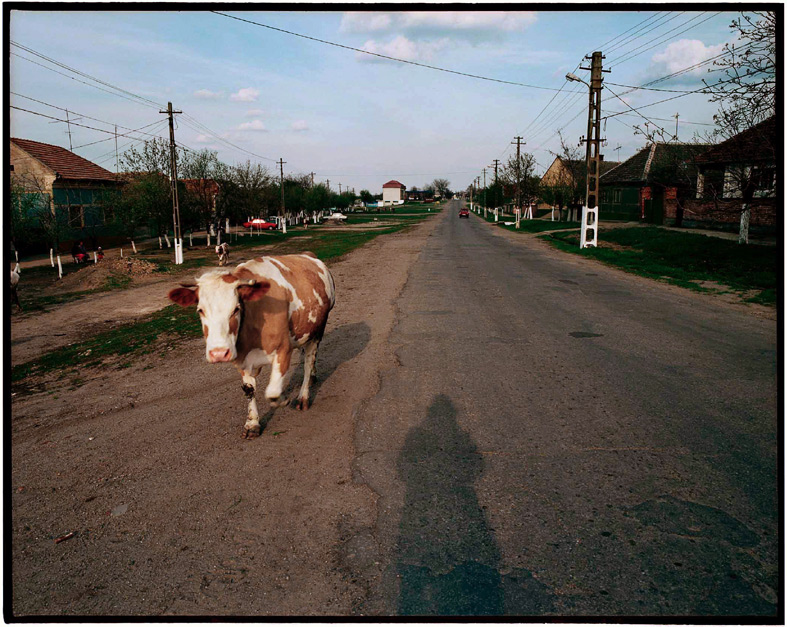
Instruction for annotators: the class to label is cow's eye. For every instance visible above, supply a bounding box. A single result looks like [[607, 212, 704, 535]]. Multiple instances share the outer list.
[[233, 305, 241, 314], [197, 308, 204, 316]]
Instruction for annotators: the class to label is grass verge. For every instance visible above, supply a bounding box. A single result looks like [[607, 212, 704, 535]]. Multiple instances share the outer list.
[[12, 219, 428, 391], [542, 226, 777, 305]]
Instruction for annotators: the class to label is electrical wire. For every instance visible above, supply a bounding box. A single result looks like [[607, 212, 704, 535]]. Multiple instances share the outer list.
[[210, 11, 565, 92]]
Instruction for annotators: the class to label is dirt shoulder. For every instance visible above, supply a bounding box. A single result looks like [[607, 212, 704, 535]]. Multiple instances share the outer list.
[[10, 214, 441, 617]]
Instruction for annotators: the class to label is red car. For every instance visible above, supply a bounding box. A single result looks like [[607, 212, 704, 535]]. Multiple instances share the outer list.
[[459, 209, 470, 218], [243, 218, 277, 230]]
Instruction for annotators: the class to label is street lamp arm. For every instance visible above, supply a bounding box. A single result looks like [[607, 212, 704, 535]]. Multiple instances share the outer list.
[[566, 72, 588, 86]]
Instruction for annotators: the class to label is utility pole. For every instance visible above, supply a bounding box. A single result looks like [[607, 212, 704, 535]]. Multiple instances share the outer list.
[[114, 125, 119, 178], [278, 158, 286, 218], [326, 179, 330, 192], [310, 172, 315, 187], [490, 159, 501, 210], [160, 101, 183, 262], [512, 136, 524, 214], [65, 110, 73, 151], [673, 113, 680, 141], [579, 51, 605, 248], [339, 183, 342, 194]]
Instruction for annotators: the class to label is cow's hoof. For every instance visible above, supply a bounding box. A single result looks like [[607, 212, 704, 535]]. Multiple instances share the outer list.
[[242, 424, 261, 438], [268, 396, 289, 408], [296, 397, 310, 411]]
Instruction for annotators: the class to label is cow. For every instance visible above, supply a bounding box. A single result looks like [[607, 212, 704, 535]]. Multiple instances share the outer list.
[[168, 253, 335, 438], [215, 242, 230, 266], [10, 265, 21, 311]]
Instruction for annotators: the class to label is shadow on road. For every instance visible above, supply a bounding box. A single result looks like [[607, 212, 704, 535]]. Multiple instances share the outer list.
[[394, 394, 555, 616]]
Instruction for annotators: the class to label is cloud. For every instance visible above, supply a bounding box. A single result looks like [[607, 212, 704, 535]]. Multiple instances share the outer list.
[[230, 87, 260, 102], [357, 36, 448, 63], [342, 11, 537, 34], [649, 39, 726, 77], [193, 89, 222, 100], [291, 120, 309, 132], [236, 120, 267, 132], [245, 108, 264, 117], [194, 134, 214, 143]]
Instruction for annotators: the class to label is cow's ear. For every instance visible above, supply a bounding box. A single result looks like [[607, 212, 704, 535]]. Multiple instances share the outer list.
[[168, 286, 199, 307], [238, 280, 270, 302]]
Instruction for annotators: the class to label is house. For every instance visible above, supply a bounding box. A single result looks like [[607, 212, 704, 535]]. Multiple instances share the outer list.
[[11, 137, 124, 248], [538, 156, 620, 212], [677, 116, 776, 232], [382, 180, 406, 204], [406, 188, 434, 202], [599, 143, 711, 223]]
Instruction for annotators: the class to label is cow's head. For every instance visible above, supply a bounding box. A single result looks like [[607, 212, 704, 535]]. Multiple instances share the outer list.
[[168, 268, 270, 363]]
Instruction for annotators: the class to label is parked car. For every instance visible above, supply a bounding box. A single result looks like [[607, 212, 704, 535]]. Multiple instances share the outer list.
[[459, 209, 470, 218], [243, 218, 277, 230], [326, 212, 348, 221]]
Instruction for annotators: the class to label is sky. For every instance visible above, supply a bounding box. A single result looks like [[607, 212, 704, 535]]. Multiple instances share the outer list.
[[9, 7, 746, 194]]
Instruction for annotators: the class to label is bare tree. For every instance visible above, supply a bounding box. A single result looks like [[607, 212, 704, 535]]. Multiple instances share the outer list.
[[431, 178, 451, 198]]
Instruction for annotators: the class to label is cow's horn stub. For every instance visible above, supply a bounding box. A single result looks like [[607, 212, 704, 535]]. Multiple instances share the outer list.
[[248, 280, 254, 285], [179, 282, 197, 288]]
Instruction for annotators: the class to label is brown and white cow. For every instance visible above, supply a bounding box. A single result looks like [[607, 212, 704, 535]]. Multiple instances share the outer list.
[[168, 253, 335, 438], [215, 242, 230, 266]]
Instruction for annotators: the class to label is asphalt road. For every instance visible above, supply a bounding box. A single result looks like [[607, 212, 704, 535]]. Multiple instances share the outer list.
[[351, 199, 778, 617]]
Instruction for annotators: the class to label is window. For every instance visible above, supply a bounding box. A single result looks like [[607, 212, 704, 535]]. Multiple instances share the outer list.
[[69, 205, 84, 227], [102, 205, 114, 223], [752, 165, 776, 198]]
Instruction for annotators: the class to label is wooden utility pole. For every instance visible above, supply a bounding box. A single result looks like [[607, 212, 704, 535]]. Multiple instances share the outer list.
[[278, 158, 287, 218], [338, 183, 342, 194], [326, 179, 330, 192], [512, 136, 524, 213], [490, 159, 501, 210], [65, 110, 73, 151], [114, 125, 119, 177], [310, 172, 315, 187], [160, 102, 183, 259], [580, 51, 605, 248], [673, 113, 680, 141]]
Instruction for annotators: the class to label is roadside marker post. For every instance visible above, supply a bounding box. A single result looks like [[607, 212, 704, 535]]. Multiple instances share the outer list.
[[515, 208, 521, 229], [131, 240, 137, 254], [159, 236, 162, 249], [50, 249, 54, 267], [56, 255, 62, 279], [94, 252, 98, 264], [189, 233, 193, 247], [164, 234, 171, 248]]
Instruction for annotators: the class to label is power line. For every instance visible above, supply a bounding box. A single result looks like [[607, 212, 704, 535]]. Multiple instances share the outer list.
[[604, 11, 684, 56], [73, 120, 169, 150], [210, 11, 566, 92]]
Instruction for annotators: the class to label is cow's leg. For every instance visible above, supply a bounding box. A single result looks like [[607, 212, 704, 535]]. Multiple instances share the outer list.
[[241, 371, 262, 438], [265, 347, 292, 407], [296, 340, 319, 411]]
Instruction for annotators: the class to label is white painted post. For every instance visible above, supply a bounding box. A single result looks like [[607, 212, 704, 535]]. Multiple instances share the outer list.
[[207, 233, 211, 247], [120, 248, 123, 258], [580, 206, 598, 249], [515, 208, 520, 229], [15, 250, 18, 263], [282, 221, 287, 234], [94, 252, 98, 264], [551, 206, 555, 222], [526, 204, 533, 220], [494, 208, 498, 222], [174, 238, 183, 264], [14, 262, 20, 274], [50, 249, 54, 267], [226, 218, 230, 233], [217, 231, 221, 246], [164, 234, 171, 248], [57, 255, 62, 279], [189, 232, 193, 247], [159, 236, 162, 249], [131, 240, 137, 254]]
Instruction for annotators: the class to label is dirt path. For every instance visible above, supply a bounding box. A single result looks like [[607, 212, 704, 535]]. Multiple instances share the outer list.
[[10, 215, 440, 617]]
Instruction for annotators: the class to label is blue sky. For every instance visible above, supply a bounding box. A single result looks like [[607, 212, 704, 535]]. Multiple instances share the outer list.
[[10, 9, 742, 193]]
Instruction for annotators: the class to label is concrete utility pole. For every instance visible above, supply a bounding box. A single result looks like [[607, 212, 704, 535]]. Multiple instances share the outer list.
[[512, 136, 524, 214], [114, 125, 119, 177], [673, 113, 680, 141], [310, 172, 315, 187], [160, 101, 183, 263], [326, 179, 330, 192], [278, 158, 287, 218], [339, 183, 342, 194], [579, 51, 605, 248], [65, 110, 73, 151]]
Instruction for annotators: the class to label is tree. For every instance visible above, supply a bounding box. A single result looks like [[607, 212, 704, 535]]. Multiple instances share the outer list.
[[544, 131, 585, 221], [180, 148, 225, 232], [431, 178, 451, 198], [10, 178, 45, 255], [501, 152, 537, 210], [359, 189, 374, 204], [700, 11, 776, 243]]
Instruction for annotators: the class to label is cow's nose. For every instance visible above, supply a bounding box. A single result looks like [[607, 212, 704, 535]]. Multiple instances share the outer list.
[[208, 348, 232, 363]]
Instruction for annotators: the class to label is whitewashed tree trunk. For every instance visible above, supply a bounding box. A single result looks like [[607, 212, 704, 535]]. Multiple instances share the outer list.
[[738, 204, 751, 244]]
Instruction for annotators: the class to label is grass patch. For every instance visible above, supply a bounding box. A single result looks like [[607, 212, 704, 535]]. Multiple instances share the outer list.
[[499, 220, 581, 233], [542, 226, 777, 304], [19, 270, 138, 312], [11, 303, 202, 385], [12, 218, 426, 390]]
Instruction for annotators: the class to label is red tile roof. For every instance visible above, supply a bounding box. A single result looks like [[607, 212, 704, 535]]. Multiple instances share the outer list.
[[693, 116, 776, 165], [383, 180, 406, 188], [11, 138, 118, 182]]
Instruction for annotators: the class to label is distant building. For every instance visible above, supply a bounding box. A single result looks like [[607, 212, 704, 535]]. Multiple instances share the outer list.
[[599, 143, 711, 223], [538, 156, 620, 213], [10, 137, 124, 248], [382, 180, 406, 204]]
